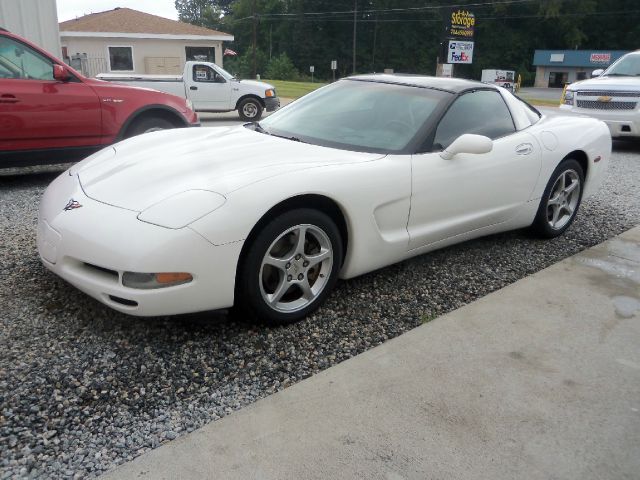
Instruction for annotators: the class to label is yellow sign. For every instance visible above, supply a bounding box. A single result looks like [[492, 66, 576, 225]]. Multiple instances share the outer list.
[[450, 10, 475, 38]]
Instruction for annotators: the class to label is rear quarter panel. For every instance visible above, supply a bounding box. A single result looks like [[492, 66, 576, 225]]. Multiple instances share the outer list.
[[527, 115, 611, 200]]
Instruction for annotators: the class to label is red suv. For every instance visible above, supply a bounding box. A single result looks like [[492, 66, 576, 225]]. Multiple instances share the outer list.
[[0, 28, 199, 167]]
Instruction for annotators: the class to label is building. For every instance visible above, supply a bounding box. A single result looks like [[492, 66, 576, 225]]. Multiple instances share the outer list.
[[59, 8, 234, 78], [533, 49, 629, 88], [0, 0, 61, 55]]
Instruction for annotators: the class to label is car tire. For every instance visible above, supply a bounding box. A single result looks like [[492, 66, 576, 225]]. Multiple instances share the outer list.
[[238, 98, 263, 122], [125, 116, 175, 138], [234, 208, 343, 325], [530, 158, 584, 238]]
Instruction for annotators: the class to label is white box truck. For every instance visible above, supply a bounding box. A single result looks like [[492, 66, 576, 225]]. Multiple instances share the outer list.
[[481, 69, 516, 92]]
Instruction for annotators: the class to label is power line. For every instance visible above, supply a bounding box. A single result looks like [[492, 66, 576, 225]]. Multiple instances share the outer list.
[[232, 0, 539, 22]]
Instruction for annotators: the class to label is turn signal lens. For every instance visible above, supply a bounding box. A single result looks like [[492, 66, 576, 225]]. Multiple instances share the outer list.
[[156, 272, 192, 284], [265, 89, 275, 98], [123, 272, 193, 289]]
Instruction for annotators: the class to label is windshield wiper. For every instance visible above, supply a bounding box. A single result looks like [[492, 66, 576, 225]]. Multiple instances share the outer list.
[[246, 121, 269, 134], [270, 133, 306, 143]]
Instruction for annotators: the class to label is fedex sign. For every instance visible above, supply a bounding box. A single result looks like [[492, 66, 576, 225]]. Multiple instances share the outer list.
[[447, 40, 474, 64]]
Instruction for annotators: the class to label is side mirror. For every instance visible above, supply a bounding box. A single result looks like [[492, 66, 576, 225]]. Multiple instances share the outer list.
[[53, 64, 71, 82], [591, 69, 604, 77], [440, 134, 493, 160]]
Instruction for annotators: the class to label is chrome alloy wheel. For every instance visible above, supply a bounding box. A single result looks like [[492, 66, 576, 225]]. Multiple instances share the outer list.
[[547, 169, 581, 230], [259, 224, 334, 313], [242, 102, 258, 119]]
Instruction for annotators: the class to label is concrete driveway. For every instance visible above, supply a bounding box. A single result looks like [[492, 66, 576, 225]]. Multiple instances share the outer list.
[[103, 227, 640, 480]]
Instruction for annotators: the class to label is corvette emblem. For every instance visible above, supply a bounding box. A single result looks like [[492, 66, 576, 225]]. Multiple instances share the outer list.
[[63, 199, 82, 211], [597, 96, 612, 103]]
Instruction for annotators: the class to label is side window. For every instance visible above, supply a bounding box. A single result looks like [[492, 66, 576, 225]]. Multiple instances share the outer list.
[[0, 36, 54, 80], [433, 90, 516, 150], [193, 64, 224, 83]]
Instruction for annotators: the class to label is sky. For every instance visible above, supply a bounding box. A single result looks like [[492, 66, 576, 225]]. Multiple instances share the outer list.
[[56, 0, 179, 22]]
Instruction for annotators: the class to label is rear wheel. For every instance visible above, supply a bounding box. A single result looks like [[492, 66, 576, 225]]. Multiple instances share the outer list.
[[530, 158, 584, 238], [238, 98, 263, 121], [125, 116, 175, 138], [234, 209, 343, 325]]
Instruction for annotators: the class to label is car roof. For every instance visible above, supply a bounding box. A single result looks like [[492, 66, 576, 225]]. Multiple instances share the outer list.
[[347, 74, 494, 94]]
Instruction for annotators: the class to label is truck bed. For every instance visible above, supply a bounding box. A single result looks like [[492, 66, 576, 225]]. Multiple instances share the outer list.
[[96, 74, 186, 98]]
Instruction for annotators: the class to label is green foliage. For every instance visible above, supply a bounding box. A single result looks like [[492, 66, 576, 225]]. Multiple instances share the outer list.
[[265, 53, 299, 80], [224, 49, 268, 79], [177, 0, 640, 82]]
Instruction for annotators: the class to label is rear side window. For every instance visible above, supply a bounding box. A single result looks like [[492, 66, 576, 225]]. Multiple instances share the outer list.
[[0, 36, 53, 80], [433, 89, 516, 150]]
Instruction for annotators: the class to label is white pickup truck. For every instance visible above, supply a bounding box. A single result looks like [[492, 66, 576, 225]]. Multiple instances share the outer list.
[[97, 61, 280, 121]]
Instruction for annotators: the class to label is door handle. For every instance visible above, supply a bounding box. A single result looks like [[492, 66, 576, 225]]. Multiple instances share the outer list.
[[515, 143, 533, 155], [0, 94, 19, 104], [190, 86, 198, 91]]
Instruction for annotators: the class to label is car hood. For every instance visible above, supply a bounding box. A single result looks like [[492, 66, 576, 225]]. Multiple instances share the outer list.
[[75, 126, 383, 212], [238, 79, 275, 91], [568, 76, 640, 91]]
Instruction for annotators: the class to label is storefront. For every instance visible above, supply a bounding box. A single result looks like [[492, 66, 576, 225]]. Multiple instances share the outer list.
[[532, 50, 629, 88]]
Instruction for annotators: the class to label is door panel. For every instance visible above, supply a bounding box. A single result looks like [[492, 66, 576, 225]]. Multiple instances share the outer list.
[[0, 79, 102, 151], [408, 131, 541, 250], [0, 34, 102, 152], [185, 63, 231, 110]]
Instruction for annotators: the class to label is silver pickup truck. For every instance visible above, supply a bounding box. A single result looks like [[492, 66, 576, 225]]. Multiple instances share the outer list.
[[97, 61, 280, 121]]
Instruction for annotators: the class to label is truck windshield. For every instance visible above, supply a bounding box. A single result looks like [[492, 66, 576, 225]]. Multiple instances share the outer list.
[[604, 54, 640, 76], [258, 79, 449, 153], [215, 64, 236, 80]]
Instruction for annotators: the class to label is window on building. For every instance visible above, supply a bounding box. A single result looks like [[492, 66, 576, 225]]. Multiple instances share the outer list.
[[548, 71, 568, 88], [186, 46, 216, 63], [108, 46, 133, 71]]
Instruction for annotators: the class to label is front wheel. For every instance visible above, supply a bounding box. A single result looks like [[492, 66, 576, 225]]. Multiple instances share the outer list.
[[234, 209, 343, 325], [530, 159, 584, 238], [125, 116, 175, 138], [237, 98, 263, 121]]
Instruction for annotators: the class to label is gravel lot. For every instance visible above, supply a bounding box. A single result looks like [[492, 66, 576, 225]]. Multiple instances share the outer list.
[[1, 141, 639, 479]]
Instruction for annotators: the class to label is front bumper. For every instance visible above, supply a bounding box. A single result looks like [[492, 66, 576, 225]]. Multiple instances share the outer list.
[[265, 97, 280, 112], [37, 171, 242, 316], [559, 104, 640, 138]]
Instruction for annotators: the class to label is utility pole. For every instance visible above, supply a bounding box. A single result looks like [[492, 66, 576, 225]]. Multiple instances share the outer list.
[[252, 0, 257, 78], [352, 0, 357, 74]]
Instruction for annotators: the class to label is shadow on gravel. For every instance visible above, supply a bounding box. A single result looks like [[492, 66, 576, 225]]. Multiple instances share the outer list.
[[0, 169, 65, 189], [612, 138, 640, 153]]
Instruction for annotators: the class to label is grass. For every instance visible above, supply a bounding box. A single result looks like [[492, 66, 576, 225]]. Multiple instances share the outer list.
[[263, 80, 562, 108], [519, 97, 561, 107], [421, 313, 438, 324], [263, 79, 326, 99]]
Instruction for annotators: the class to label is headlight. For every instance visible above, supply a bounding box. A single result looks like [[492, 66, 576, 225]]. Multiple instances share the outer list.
[[265, 89, 276, 98], [563, 90, 574, 105], [186, 98, 194, 111], [137, 190, 226, 229]]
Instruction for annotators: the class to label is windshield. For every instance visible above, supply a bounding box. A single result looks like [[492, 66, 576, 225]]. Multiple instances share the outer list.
[[604, 53, 640, 76], [258, 79, 449, 153], [215, 64, 236, 80]]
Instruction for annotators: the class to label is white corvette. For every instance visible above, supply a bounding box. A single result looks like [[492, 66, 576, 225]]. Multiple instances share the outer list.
[[37, 75, 611, 324]]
